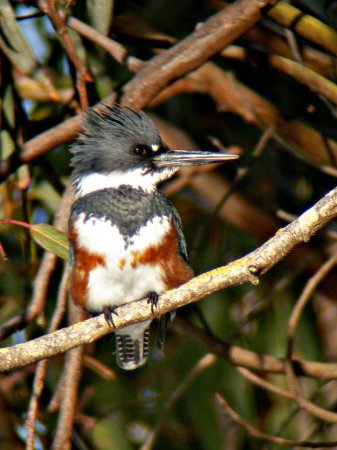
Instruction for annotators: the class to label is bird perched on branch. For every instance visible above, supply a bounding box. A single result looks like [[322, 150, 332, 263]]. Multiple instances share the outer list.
[[68, 104, 238, 370]]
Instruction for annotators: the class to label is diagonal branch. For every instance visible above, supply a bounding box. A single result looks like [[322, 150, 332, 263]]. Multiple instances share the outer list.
[[1, 185, 337, 373], [0, 0, 275, 181], [38, 0, 90, 108], [122, 0, 277, 108], [215, 393, 337, 448]]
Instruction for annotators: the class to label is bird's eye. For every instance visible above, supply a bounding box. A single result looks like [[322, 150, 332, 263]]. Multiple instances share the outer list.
[[132, 145, 148, 156]]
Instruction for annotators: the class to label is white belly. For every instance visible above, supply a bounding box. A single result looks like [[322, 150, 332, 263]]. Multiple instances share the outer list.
[[74, 213, 170, 312]]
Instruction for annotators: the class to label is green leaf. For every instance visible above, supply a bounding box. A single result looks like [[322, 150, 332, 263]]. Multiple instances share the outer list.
[[87, 0, 114, 36], [0, 0, 37, 74], [30, 224, 69, 261]]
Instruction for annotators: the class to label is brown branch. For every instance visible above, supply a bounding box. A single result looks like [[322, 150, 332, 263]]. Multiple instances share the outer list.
[[14, 60, 335, 182], [1, 0, 335, 185], [215, 393, 337, 447], [83, 356, 115, 381], [266, 2, 337, 57], [283, 251, 337, 424], [154, 60, 337, 170], [51, 345, 85, 449], [66, 15, 143, 72], [25, 360, 48, 450], [219, 46, 337, 112], [51, 304, 85, 450], [224, 36, 336, 79], [1, 185, 337, 373], [0, 114, 82, 182], [238, 367, 337, 424], [25, 266, 69, 449], [288, 253, 337, 346], [173, 317, 337, 380], [31, 0, 270, 162], [121, 0, 277, 109], [266, 54, 337, 107], [141, 354, 216, 450], [38, 0, 90, 108]]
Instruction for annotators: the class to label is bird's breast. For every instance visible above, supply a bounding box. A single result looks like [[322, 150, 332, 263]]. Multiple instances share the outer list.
[[69, 213, 193, 312]]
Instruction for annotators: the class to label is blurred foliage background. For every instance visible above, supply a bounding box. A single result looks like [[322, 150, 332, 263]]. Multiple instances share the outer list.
[[2, 0, 337, 448]]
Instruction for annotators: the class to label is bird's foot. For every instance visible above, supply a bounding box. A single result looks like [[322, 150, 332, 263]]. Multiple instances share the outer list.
[[103, 305, 118, 328], [147, 291, 159, 315]]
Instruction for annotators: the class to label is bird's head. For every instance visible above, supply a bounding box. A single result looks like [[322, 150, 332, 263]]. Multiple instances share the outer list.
[[70, 104, 238, 197]]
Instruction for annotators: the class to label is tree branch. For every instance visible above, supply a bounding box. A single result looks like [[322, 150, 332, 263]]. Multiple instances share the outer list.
[[121, 0, 277, 108], [215, 393, 337, 448], [0, 0, 275, 181], [1, 185, 337, 373], [172, 318, 337, 380]]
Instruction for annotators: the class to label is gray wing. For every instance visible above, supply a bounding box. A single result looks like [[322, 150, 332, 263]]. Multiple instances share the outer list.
[[155, 189, 190, 265], [170, 203, 190, 265]]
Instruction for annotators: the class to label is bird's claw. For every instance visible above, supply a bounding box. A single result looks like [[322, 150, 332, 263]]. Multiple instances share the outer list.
[[103, 305, 118, 328], [147, 291, 159, 315]]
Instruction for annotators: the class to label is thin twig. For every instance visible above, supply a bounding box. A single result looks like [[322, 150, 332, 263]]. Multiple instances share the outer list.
[[83, 355, 116, 381], [286, 252, 337, 385], [285, 251, 337, 418], [66, 15, 143, 72], [215, 392, 337, 447], [172, 317, 337, 380], [51, 344, 85, 450], [266, 2, 337, 57], [284, 26, 303, 65], [51, 304, 86, 450], [190, 126, 273, 261], [238, 367, 337, 424], [141, 354, 216, 450], [38, 0, 89, 108], [25, 266, 70, 449], [287, 252, 337, 344]]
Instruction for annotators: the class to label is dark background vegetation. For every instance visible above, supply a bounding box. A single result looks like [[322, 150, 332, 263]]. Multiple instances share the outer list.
[[1, 0, 337, 448]]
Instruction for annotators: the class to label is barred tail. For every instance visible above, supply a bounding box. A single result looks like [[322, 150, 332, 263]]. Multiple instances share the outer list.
[[115, 323, 150, 370]]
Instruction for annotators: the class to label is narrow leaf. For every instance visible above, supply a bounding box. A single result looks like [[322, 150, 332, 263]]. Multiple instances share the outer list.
[[0, 0, 37, 73], [87, 0, 114, 36], [30, 224, 69, 261]]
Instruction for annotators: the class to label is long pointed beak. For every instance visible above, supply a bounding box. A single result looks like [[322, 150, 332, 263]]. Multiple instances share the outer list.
[[153, 148, 239, 168]]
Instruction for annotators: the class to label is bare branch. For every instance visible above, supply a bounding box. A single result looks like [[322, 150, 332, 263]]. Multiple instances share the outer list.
[[215, 393, 337, 448], [287, 253, 337, 344], [173, 318, 337, 380], [238, 368, 337, 424], [51, 305, 86, 450], [25, 266, 70, 449], [267, 2, 337, 57], [1, 185, 337, 373], [38, 0, 90, 108], [141, 354, 216, 450], [122, 0, 277, 108]]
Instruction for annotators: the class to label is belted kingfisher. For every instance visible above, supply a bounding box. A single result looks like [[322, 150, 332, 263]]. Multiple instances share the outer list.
[[68, 104, 238, 370]]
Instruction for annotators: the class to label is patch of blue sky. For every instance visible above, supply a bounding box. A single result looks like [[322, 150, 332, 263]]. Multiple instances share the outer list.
[[16, 4, 55, 64], [17, 417, 46, 450]]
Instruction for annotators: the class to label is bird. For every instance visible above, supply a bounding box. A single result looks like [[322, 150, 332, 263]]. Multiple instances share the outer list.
[[68, 104, 238, 370]]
